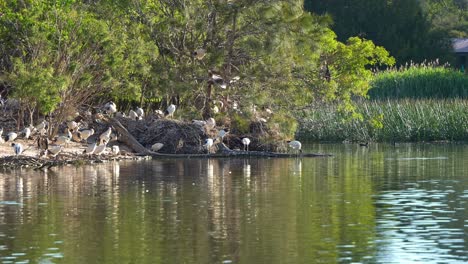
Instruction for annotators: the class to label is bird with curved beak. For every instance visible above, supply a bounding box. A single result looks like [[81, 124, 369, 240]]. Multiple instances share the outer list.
[[242, 137, 251, 151], [11, 143, 23, 156], [287, 140, 302, 156]]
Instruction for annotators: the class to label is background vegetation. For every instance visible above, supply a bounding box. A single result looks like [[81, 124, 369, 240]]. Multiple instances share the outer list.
[[0, 0, 394, 138]]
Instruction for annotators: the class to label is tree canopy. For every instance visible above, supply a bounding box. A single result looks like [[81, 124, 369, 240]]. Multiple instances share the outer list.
[[0, 0, 394, 136]]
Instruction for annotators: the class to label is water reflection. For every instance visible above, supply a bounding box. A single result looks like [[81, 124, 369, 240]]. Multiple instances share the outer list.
[[0, 143, 467, 263]]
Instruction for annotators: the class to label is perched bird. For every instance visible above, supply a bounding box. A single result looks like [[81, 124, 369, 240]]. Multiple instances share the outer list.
[[165, 104, 176, 118], [193, 48, 206, 60], [242, 137, 251, 151], [151, 143, 164, 152], [22, 127, 31, 139], [111, 145, 120, 155], [212, 105, 219, 114], [136, 107, 144, 119], [204, 138, 214, 152], [104, 101, 117, 115], [35, 120, 47, 131], [99, 127, 112, 144], [115, 111, 126, 118], [218, 129, 229, 141], [37, 136, 49, 151], [205, 118, 216, 130], [84, 141, 97, 155], [47, 145, 62, 158], [11, 143, 23, 156], [55, 133, 71, 146], [287, 140, 302, 155], [94, 142, 107, 155], [79, 128, 94, 142], [6, 132, 17, 142], [128, 110, 139, 120], [67, 120, 79, 131]]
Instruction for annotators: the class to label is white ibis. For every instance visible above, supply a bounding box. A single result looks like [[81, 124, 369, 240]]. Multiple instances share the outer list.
[[79, 128, 94, 142], [204, 138, 214, 152], [84, 141, 97, 155], [242, 137, 251, 151], [151, 143, 164, 152], [166, 104, 176, 118], [104, 101, 117, 114], [11, 143, 23, 156], [47, 145, 62, 158], [205, 118, 216, 130], [136, 107, 144, 119], [128, 110, 139, 120], [287, 140, 302, 155], [94, 142, 107, 155], [112, 145, 120, 155], [23, 127, 31, 139], [6, 132, 17, 142], [99, 127, 112, 144], [67, 121, 79, 131]]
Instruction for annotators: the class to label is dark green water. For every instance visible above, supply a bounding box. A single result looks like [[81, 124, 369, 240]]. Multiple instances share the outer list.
[[0, 143, 467, 264]]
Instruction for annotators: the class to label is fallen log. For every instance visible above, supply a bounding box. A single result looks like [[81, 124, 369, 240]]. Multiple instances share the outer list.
[[105, 117, 332, 159]]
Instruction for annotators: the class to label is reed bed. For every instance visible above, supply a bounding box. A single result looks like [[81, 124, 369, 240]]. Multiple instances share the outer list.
[[297, 99, 468, 142], [368, 62, 468, 99]]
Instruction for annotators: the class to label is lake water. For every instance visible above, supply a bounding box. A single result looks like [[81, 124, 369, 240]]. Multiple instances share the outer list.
[[0, 143, 467, 263]]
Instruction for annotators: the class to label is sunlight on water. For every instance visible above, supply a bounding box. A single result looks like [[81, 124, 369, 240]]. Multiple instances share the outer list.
[[0, 143, 467, 263]]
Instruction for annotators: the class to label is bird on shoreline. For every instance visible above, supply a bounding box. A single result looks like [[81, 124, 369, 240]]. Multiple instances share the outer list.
[[47, 145, 62, 158], [11, 143, 23, 156], [151, 143, 164, 152], [242, 137, 251, 151], [6, 132, 17, 142], [84, 141, 97, 155], [112, 145, 120, 155], [204, 138, 214, 153], [287, 140, 302, 155]]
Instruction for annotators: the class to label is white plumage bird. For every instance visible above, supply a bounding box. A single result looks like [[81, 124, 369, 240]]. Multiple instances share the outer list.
[[204, 138, 214, 152], [128, 110, 139, 120], [166, 104, 176, 118], [104, 101, 117, 115], [11, 143, 23, 156], [47, 145, 62, 158], [6, 132, 17, 142], [151, 143, 164, 152], [287, 140, 302, 155], [111, 145, 120, 155], [84, 141, 97, 155], [79, 128, 94, 142], [23, 127, 31, 139], [242, 137, 251, 151], [94, 142, 107, 155], [136, 107, 144, 119], [99, 127, 112, 145], [67, 121, 79, 131], [205, 118, 216, 130], [218, 129, 228, 141]]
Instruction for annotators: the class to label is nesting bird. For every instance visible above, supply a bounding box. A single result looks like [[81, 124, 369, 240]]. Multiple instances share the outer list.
[[242, 137, 251, 151], [135, 107, 145, 119], [94, 142, 107, 155], [11, 143, 23, 156], [104, 101, 117, 115], [6, 132, 17, 142], [128, 110, 139, 120], [165, 104, 176, 118], [287, 140, 302, 155], [205, 118, 216, 130]]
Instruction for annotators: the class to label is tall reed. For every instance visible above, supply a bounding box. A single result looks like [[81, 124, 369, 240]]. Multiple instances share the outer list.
[[368, 62, 468, 99], [298, 99, 468, 142]]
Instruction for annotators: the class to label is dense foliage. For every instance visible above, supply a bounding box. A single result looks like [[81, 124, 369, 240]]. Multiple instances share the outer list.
[[0, 0, 394, 136], [305, 0, 467, 64], [368, 62, 468, 99], [298, 99, 468, 142]]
